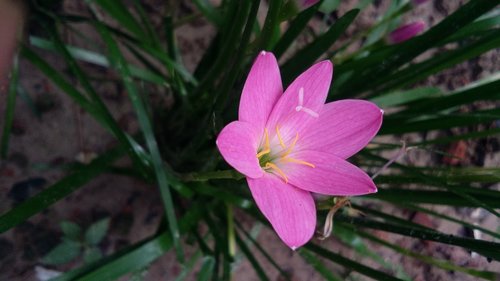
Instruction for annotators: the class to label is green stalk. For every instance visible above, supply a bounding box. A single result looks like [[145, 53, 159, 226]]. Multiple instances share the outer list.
[[0, 57, 19, 159]]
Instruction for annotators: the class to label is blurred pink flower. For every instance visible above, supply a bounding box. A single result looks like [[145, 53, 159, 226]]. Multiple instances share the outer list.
[[388, 20, 426, 44], [216, 51, 383, 249]]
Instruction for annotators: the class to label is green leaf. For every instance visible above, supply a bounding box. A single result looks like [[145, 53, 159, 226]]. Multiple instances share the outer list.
[[86, 0, 148, 42], [236, 221, 290, 279], [85, 218, 110, 245], [304, 243, 403, 281], [258, 0, 282, 50], [55, 206, 205, 281], [84, 247, 103, 264], [273, 2, 319, 59], [95, 23, 184, 262], [299, 249, 343, 281], [60, 221, 82, 241], [42, 239, 82, 265], [235, 232, 270, 281], [0, 147, 124, 233], [372, 29, 500, 95], [197, 256, 216, 281], [334, 0, 499, 97], [193, 0, 222, 27], [336, 215, 500, 261], [380, 108, 500, 135], [354, 229, 498, 281], [371, 188, 500, 207], [319, 0, 341, 13], [29, 36, 166, 84], [370, 87, 443, 108], [21, 46, 152, 176], [396, 75, 500, 115], [333, 225, 411, 281], [0, 56, 19, 159], [444, 14, 500, 44], [281, 9, 359, 84]]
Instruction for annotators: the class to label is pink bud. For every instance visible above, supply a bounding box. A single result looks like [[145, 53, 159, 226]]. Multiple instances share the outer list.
[[388, 20, 426, 44]]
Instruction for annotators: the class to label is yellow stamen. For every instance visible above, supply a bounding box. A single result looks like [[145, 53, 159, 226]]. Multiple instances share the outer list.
[[256, 148, 270, 158], [265, 162, 288, 183], [257, 129, 271, 158], [282, 157, 315, 168], [276, 126, 286, 148]]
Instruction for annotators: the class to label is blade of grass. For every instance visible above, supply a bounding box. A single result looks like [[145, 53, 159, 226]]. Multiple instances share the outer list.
[[0, 147, 125, 233], [363, 152, 500, 217], [273, 3, 320, 59], [86, 0, 148, 42], [234, 232, 270, 281], [47, 24, 153, 177], [198, 256, 216, 281], [336, 214, 500, 261], [30, 36, 166, 84], [258, 0, 282, 50], [332, 225, 412, 280], [192, 0, 222, 27], [95, 22, 184, 262], [372, 29, 500, 95], [304, 243, 404, 281], [394, 203, 500, 240], [281, 9, 359, 84], [58, 205, 205, 281], [334, 0, 498, 97], [396, 77, 500, 115], [1, 57, 19, 159], [370, 188, 500, 207], [352, 228, 498, 281], [299, 249, 344, 281], [235, 221, 291, 280], [380, 108, 500, 135], [369, 87, 443, 108], [22, 46, 153, 176]]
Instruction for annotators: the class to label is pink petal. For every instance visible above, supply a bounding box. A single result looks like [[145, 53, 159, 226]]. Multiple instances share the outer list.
[[299, 100, 383, 159], [216, 121, 263, 178], [247, 174, 316, 249], [239, 51, 283, 133], [266, 60, 333, 143], [285, 150, 377, 196]]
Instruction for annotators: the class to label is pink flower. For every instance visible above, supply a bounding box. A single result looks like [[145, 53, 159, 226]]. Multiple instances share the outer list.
[[388, 20, 426, 44], [216, 51, 383, 249]]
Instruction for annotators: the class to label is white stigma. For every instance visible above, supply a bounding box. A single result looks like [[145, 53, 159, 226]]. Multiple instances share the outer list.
[[260, 50, 267, 55], [295, 87, 318, 118]]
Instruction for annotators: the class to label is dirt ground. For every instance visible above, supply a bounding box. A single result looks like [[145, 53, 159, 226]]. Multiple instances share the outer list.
[[0, 1, 499, 280]]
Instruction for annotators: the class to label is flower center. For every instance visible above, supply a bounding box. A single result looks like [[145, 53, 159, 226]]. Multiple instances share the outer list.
[[256, 126, 314, 183]]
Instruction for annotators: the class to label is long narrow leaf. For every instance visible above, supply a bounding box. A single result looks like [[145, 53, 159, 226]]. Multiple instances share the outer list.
[[0, 57, 19, 159], [96, 23, 184, 262]]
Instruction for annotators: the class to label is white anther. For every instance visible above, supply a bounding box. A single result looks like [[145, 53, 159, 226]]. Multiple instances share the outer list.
[[301, 107, 319, 118], [295, 87, 318, 117], [298, 87, 304, 106], [260, 50, 267, 55]]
